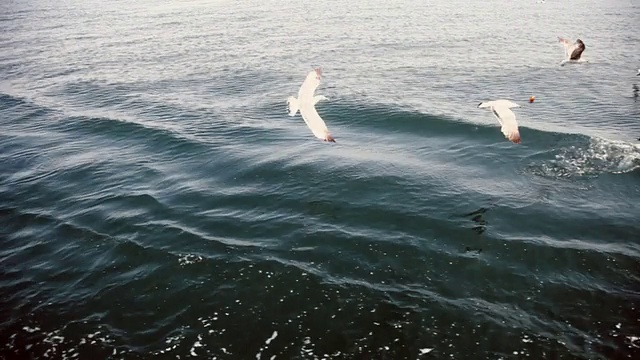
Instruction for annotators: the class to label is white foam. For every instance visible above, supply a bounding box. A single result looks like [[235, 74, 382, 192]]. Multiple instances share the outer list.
[[16, 325, 122, 359], [154, 330, 185, 356], [190, 334, 203, 356], [256, 330, 279, 360], [536, 137, 640, 177], [265, 331, 278, 345], [178, 254, 204, 266]]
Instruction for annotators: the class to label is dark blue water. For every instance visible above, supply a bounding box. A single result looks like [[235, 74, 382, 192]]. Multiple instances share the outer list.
[[1, 0, 640, 359]]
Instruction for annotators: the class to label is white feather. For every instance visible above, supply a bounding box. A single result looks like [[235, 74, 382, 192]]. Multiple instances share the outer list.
[[477, 99, 522, 144], [558, 37, 578, 59]]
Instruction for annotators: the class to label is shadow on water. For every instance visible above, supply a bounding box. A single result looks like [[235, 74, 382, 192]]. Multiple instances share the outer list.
[[450, 201, 499, 256], [463, 207, 489, 236], [304, 200, 340, 220]]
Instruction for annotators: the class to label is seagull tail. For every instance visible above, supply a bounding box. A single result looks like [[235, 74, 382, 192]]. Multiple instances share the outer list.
[[287, 96, 299, 116]]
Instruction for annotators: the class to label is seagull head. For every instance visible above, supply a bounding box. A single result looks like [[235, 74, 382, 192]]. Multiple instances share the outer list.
[[576, 39, 585, 46]]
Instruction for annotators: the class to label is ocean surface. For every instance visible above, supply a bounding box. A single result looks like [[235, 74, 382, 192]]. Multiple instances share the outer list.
[[1, 0, 640, 359]]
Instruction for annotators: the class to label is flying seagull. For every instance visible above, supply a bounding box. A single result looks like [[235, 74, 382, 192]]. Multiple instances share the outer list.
[[558, 37, 587, 66], [287, 68, 335, 142], [477, 99, 525, 144]]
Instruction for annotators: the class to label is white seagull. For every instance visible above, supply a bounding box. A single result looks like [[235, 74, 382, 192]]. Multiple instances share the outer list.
[[477, 99, 525, 144], [287, 68, 335, 142], [558, 37, 587, 66]]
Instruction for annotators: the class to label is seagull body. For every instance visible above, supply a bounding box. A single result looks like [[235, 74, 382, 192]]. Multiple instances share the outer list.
[[287, 68, 335, 142], [477, 99, 522, 144], [558, 37, 587, 66]]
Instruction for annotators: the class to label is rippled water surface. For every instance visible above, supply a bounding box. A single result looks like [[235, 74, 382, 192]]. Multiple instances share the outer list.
[[1, 0, 640, 359]]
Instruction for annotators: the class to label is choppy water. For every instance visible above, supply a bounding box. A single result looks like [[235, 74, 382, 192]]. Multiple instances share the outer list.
[[1, 0, 640, 359]]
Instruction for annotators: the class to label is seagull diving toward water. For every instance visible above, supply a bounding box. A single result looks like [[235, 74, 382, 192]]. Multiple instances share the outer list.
[[477, 99, 525, 144], [558, 37, 587, 66], [287, 68, 335, 142]]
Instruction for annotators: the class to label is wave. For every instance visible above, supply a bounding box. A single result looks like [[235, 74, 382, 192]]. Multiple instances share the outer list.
[[56, 114, 214, 157], [309, 99, 640, 178], [0, 93, 29, 111], [314, 98, 567, 144], [5, 83, 637, 184]]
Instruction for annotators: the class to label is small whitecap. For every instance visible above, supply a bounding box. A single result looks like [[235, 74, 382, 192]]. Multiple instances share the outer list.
[[265, 331, 278, 345]]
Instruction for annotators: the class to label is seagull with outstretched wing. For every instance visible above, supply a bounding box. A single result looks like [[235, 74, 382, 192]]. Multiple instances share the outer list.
[[558, 37, 588, 66], [287, 68, 335, 142], [477, 99, 524, 144]]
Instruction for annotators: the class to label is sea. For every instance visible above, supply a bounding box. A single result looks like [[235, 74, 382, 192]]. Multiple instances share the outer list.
[[1, 0, 640, 359]]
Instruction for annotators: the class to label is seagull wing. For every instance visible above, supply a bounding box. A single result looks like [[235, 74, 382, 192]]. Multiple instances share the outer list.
[[569, 43, 585, 60], [558, 37, 578, 59], [491, 105, 521, 144], [299, 103, 331, 141]]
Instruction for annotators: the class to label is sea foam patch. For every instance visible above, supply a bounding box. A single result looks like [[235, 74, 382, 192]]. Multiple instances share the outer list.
[[530, 137, 640, 178]]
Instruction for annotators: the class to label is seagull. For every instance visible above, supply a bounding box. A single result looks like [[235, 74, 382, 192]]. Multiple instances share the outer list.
[[287, 67, 335, 142], [558, 37, 588, 66], [636, 69, 640, 76], [477, 99, 526, 144]]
